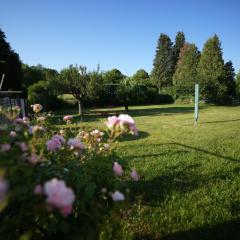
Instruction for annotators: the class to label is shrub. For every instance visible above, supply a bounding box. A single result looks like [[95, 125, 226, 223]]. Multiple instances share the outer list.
[[28, 81, 63, 111], [0, 105, 140, 239]]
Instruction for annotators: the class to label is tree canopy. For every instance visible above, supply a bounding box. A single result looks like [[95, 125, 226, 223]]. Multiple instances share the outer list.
[[152, 34, 174, 93], [0, 29, 22, 91]]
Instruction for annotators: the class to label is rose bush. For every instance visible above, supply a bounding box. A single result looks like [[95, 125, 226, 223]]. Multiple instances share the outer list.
[[0, 105, 140, 239]]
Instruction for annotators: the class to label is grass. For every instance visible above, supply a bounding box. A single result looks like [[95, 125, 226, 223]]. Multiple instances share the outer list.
[[55, 104, 240, 239]]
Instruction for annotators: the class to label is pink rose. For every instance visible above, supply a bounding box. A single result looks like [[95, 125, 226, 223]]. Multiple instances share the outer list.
[[111, 190, 125, 201], [118, 114, 138, 135], [43, 178, 75, 216], [63, 115, 73, 122], [27, 153, 41, 164], [37, 116, 46, 122], [29, 125, 45, 134], [34, 184, 43, 195], [103, 143, 110, 149], [46, 139, 61, 152], [31, 104, 43, 113], [52, 135, 65, 144], [131, 169, 140, 181], [23, 117, 30, 124], [113, 162, 123, 176], [0, 179, 8, 202], [0, 144, 11, 152], [9, 131, 17, 137], [67, 138, 85, 151], [14, 118, 24, 124], [17, 142, 28, 152], [105, 116, 120, 129]]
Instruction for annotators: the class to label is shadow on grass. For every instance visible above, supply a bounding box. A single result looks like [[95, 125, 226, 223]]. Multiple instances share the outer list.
[[118, 131, 150, 142], [87, 105, 201, 121], [53, 105, 207, 124], [134, 218, 240, 240], [201, 118, 240, 125], [149, 142, 240, 163], [126, 150, 190, 159], [129, 163, 210, 205]]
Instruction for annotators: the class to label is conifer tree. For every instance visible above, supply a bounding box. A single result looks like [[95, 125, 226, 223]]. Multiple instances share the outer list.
[[223, 61, 236, 97], [152, 34, 174, 93], [172, 32, 185, 70], [173, 43, 200, 95], [197, 34, 226, 103]]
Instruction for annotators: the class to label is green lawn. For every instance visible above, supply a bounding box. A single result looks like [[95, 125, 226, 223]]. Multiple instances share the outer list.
[[56, 104, 240, 239]]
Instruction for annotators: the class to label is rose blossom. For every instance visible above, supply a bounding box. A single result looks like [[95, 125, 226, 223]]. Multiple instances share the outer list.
[[14, 118, 24, 124], [34, 184, 43, 195], [43, 178, 75, 216], [31, 104, 43, 113], [46, 139, 61, 152], [23, 117, 30, 124], [0, 144, 11, 152], [131, 169, 140, 181], [52, 135, 65, 144], [37, 116, 46, 122], [111, 190, 125, 201], [9, 131, 17, 137], [59, 129, 65, 135], [103, 143, 110, 149], [0, 179, 8, 202], [118, 114, 138, 135], [67, 138, 85, 151], [63, 115, 73, 122], [105, 116, 120, 129], [32, 125, 45, 134], [113, 162, 123, 176], [27, 153, 42, 164], [17, 142, 28, 152]]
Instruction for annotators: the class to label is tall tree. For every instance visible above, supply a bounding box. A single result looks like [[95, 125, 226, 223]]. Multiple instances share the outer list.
[[0, 28, 22, 91], [236, 71, 240, 99], [152, 34, 174, 93], [197, 34, 226, 103], [223, 61, 236, 97], [172, 32, 186, 70], [173, 43, 200, 95]]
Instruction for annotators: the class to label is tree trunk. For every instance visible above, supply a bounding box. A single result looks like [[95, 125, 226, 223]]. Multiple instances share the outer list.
[[158, 87, 161, 94], [78, 100, 83, 120], [124, 104, 129, 111]]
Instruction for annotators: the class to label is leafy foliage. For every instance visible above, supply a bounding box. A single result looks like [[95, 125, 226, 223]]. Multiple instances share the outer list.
[[0, 106, 139, 239]]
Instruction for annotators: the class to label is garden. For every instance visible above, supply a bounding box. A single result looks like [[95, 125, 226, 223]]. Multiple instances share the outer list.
[[1, 8, 240, 238], [1, 103, 240, 239]]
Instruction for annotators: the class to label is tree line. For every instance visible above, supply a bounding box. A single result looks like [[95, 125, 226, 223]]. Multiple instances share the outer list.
[[152, 32, 237, 104], [1, 28, 240, 117]]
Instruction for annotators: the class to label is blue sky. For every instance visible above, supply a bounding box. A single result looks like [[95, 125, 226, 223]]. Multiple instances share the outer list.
[[0, 0, 240, 75]]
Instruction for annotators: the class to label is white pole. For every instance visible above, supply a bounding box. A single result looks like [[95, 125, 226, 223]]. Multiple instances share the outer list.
[[194, 84, 199, 125]]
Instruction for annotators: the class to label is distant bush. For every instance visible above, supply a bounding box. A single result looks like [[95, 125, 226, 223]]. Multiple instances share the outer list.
[[145, 87, 174, 104], [28, 81, 63, 110]]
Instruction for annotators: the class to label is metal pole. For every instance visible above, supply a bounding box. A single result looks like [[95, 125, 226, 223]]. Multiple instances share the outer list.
[[194, 84, 199, 125]]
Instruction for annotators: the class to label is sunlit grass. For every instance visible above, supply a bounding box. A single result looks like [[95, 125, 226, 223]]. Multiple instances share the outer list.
[[55, 104, 240, 239]]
